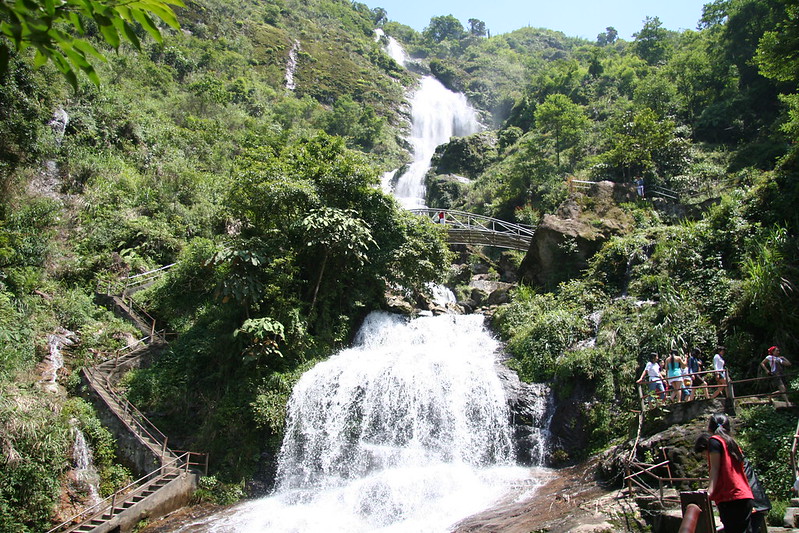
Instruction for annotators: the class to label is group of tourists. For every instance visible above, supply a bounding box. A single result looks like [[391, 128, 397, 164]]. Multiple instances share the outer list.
[[636, 345, 792, 405]]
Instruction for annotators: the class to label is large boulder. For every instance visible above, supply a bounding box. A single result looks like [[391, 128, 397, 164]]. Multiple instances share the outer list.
[[519, 181, 635, 289]]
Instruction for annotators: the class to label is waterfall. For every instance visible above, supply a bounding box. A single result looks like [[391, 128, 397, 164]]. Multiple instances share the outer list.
[[377, 34, 481, 209], [32, 108, 69, 198], [49, 108, 69, 147], [390, 77, 481, 209], [186, 313, 542, 532], [285, 40, 300, 91], [71, 424, 102, 506], [40, 328, 75, 392]]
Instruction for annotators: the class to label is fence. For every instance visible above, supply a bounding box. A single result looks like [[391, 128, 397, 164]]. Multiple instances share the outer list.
[[637, 368, 797, 411], [46, 450, 203, 533]]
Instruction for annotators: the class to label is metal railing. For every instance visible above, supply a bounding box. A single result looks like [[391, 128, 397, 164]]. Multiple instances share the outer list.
[[638, 368, 798, 410], [410, 208, 535, 250], [46, 451, 200, 533], [83, 368, 173, 461]]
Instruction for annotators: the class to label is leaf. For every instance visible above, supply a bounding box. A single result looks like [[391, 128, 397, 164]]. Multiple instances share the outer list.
[[131, 9, 161, 42], [113, 17, 140, 50], [98, 21, 120, 49], [67, 12, 85, 34]]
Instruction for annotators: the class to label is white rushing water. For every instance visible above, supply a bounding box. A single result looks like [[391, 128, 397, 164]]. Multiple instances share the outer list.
[[181, 313, 541, 532], [285, 40, 300, 91], [72, 424, 102, 506], [389, 77, 481, 209], [40, 329, 75, 392]]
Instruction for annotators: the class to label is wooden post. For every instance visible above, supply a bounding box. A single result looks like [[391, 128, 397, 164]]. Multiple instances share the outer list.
[[205, 453, 210, 476], [110, 493, 116, 515]]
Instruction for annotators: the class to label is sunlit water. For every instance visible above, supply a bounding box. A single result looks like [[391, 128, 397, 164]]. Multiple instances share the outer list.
[[174, 313, 545, 532], [390, 77, 481, 209]]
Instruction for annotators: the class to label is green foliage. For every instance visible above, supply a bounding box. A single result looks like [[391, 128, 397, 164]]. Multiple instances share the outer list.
[[0, 389, 70, 532], [738, 404, 795, 501], [192, 475, 245, 505], [0, 0, 184, 89]]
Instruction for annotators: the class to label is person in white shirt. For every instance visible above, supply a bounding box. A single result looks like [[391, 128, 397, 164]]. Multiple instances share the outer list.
[[711, 346, 727, 399], [637, 352, 665, 403]]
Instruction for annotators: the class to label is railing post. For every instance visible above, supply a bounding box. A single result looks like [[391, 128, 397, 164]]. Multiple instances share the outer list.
[[110, 493, 116, 515], [679, 503, 702, 533], [205, 453, 210, 476]]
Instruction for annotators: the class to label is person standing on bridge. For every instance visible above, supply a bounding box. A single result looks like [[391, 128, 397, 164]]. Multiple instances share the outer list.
[[711, 346, 728, 399], [760, 345, 791, 404], [435, 211, 445, 224]]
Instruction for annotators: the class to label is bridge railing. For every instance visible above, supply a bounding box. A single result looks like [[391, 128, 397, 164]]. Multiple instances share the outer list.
[[410, 209, 535, 238]]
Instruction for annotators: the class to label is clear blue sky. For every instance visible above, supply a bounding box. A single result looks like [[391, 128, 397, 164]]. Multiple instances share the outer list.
[[363, 0, 710, 41]]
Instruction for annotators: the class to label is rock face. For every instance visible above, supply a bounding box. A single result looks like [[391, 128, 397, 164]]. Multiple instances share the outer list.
[[520, 180, 636, 289], [496, 362, 554, 465]]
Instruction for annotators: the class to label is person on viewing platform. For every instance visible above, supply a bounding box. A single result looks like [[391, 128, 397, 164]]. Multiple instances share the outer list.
[[711, 346, 728, 399], [760, 345, 791, 404], [665, 349, 685, 403], [694, 413, 754, 533], [637, 352, 665, 404], [682, 364, 693, 401], [688, 348, 707, 399]]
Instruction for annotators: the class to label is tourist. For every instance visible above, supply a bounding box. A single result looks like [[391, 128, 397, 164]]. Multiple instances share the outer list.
[[711, 346, 728, 399], [744, 458, 771, 533], [664, 350, 685, 403], [760, 345, 792, 404], [694, 413, 754, 533], [637, 352, 665, 404], [688, 348, 707, 399], [682, 363, 693, 402]]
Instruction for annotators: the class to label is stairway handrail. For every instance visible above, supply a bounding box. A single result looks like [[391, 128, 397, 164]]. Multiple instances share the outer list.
[[46, 451, 197, 533], [84, 367, 170, 454]]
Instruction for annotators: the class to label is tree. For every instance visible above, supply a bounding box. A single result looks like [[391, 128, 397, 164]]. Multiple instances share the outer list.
[[468, 18, 486, 37], [534, 93, 589, 168], [0, 0, 183, 88], [300, 207, 376, 313], [632, 16, 672, 65], [423, 15, 464, 43], [371, 7, 387, 26], [596, 26, 618, 46]]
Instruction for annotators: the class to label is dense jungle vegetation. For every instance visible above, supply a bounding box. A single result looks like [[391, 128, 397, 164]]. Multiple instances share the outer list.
[[1, 0, 798, 530]]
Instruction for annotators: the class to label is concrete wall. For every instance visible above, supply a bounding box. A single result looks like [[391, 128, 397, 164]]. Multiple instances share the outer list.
[[90, 471, 199, 533]]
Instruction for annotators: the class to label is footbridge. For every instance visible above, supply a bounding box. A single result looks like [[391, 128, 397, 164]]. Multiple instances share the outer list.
[[411, 208, 535, 251]]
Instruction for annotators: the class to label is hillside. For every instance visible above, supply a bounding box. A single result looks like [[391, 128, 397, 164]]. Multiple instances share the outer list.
[[1, 0, 799, 530]]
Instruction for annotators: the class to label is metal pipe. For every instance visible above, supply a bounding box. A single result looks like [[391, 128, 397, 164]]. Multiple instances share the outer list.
[[678, 503, 701, 533]]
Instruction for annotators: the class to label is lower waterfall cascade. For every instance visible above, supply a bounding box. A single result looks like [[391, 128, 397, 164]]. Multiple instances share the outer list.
[[175, 312, 550, 532]]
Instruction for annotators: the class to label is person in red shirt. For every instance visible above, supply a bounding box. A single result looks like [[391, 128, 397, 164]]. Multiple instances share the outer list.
[[694, 413, 754, 533]]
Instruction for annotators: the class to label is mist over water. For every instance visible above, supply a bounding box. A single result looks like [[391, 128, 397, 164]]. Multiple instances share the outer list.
[[179, 314, 542, 533]]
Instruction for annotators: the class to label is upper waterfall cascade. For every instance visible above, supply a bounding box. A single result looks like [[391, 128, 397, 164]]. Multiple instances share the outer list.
[[379, 34, 481, 209]]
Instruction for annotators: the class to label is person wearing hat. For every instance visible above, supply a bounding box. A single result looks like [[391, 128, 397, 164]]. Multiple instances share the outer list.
[[760, 345, 791, 404]]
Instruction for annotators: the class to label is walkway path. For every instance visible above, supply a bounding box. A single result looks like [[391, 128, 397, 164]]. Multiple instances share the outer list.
[[411, 208, 535, 251], [49, 266, 205, 533]]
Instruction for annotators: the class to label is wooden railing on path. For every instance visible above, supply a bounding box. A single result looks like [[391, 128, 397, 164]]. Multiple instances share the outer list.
[[410, 208, 535, 251]]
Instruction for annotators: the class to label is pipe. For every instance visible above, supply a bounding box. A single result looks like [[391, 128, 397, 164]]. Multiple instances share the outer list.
[[678, 503, 702, 533]]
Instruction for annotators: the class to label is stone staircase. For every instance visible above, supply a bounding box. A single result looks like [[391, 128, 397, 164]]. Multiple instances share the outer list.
[[49, 265, 205, 533]]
